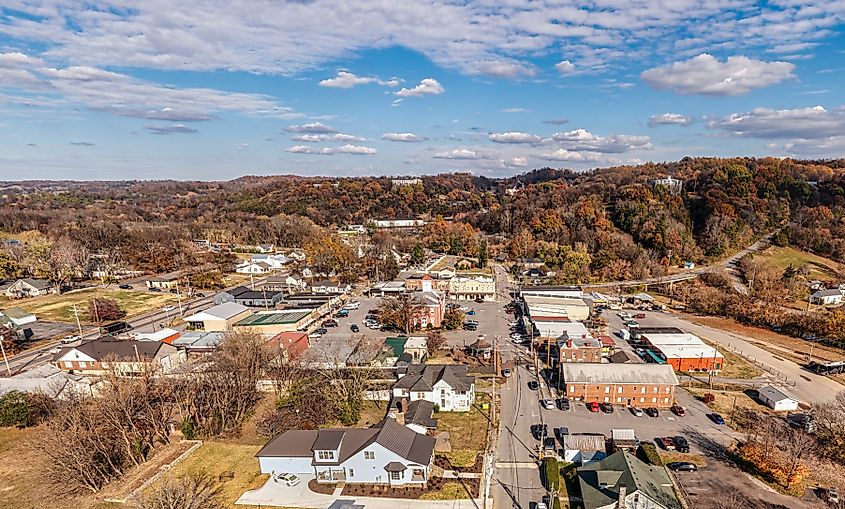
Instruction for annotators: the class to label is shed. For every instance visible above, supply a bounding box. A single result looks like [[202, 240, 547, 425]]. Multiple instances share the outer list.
[[757, 385, 799, 412]]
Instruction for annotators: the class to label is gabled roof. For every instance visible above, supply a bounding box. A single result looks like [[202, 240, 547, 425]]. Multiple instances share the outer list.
[[394, 364, 474, 392], [405, 400, 438, 429], [19, 278, 51, 290], [183, 302, 250, 322], [758, 385, 797, 403], [578, 451, 681, 509], [812, 288, 844, 298], [62, 338, 174, 362], [1, 307, 34, 319]]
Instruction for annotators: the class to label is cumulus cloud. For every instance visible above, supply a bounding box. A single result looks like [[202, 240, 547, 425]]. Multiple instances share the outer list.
[[539, 149, 598, 162], [291, 133, 367, 142], [287, 144, 376, 155], [284, 122, 338, 133], [395, 78, 444, 98], [648, 113, 693, 127], [381, 132, 428, 142], [555, 60, 575, 74], [319, 70, 399, 88], [146, 124, 198, 135], [433, 148, 483, 160], [641, 54, 795, 96], [551, 129, 651, 153], [488, 131, 542, 144], [501, 157, 527, 167], [474, 60, 535, 78]]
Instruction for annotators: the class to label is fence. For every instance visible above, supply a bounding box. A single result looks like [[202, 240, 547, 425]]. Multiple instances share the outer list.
[[713, 340, 797, 387]]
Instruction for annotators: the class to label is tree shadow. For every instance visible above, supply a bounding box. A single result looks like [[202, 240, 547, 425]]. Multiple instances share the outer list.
[[682, 427, 729, 461]]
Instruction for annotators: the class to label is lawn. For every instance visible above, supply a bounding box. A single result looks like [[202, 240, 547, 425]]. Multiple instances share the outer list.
[[419, 481, 473, 500], [757, 246, 842, 280], [166, 441, 268, 509], [698, 337, 763, 380], [434, 394, 490, 466], [13, 287, 179, 324], [685, 387, 773, 427]]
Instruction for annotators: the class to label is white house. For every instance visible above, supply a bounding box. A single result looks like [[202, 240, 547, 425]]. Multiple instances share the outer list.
[[311, 280, 352, 294], [448, 276, 496, 301], [256, 418, 435, 486], [392, 364, 475, 412], [251, 254, 291, 269], [757, 385, 800, 412], [235, 261, 272, 274], [0, 307, 37, 327], [53, 338, 185, 376], [3, 278, 54, 298], [183, 302, 253, 332], [810, 289, 844, 306]]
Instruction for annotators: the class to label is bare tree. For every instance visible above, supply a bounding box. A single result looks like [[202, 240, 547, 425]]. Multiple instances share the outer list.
[[133, 471, 225, 509], [379, 293, 423, 333]]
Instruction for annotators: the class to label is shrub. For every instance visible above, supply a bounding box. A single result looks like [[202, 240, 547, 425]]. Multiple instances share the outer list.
[[542, 457, 560, 490], [638, 443, 663, 466], [0, 391, 52, 427]]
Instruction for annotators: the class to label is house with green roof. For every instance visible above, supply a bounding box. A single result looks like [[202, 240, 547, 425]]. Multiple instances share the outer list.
[[577, 451, 683, 509]]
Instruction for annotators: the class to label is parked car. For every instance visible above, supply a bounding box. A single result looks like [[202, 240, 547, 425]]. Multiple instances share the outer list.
[[148, 287, 161, 292], [169, 288, 179, 294], [599, 403, 614, 414], [343, 301, 360, 310], [540, 399, 555, 410], [195, 292, 205, 298], [336, 310, 349, 318], [61, 334, 81, 344], [671, 405, 686, 417], [118, 284, 133, 289], [475, 297, 485, 303], [527, 380, 539, 390], [557, 398, 571, 411], [635, 313, 646, 319], [162, 305, 175, 312], [666, 462, 698, 472], [350, 324, 359, 333], [315, 327, 329, 335], [463, 324, 478, 331], [543, 437, 556, 451], [530, 423, 548, 440], [630, 407, 644, 417], [644, 407, 659, 418], [502, 368, 512, 377], [49, 346, 62, 354], [709, 413, 726, 425], [587, 401, 600, 412], [535, 502, 548, 509], [275, 472, 301, 486], [822, 487, 839, 504], [659, 437, 676, 450], [673, 436, 690, 453], [466, 310, 476, 315], [554, 427, 570, 439], [323, 319, 338, 327]]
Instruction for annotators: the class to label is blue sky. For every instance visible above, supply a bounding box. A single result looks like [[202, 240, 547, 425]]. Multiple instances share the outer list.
[[1, 1, 845, 180]]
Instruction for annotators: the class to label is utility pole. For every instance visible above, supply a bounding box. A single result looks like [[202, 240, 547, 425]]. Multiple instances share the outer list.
[[176, 280, 183, 316], [72, 303, 83, 334], [0, 335, 11, 375]]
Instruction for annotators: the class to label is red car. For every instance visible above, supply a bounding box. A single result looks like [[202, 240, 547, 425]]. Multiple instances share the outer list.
[[635, 313, 646, 319], [587, 401, 600, 412], [671, 405, 686, 417]]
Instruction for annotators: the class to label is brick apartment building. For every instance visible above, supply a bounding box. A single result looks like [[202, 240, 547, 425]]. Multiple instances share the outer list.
[[558, 336, 603, 363], [561, 364, 679, 408]]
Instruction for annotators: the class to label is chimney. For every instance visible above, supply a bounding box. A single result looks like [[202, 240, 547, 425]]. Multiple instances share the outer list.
[[399, 397, 408, 413], [567, 339, 573, 348], [617, 485, 627, 508]]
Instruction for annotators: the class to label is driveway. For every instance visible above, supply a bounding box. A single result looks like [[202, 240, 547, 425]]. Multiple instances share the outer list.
[[237, 476, 484, 508]]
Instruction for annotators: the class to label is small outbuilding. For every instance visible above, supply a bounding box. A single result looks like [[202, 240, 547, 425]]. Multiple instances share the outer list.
[[757, 385, 799, 412]]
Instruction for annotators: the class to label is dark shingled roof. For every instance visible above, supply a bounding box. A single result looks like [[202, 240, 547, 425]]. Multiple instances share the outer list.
[[405, 400, 438, 429], [68, 338, 173, 361], [255, 430, 319, 457], [313, 430, 345, 451], [578, 451, 682, 509], [393, 364, 474, 392], [384, 461, 407, 472]]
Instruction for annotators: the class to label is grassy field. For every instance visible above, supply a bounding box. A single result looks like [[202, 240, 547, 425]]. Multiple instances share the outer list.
[[698, 338, 764, 380], [10, 287, 179, 324], [757, 246, 842, 280], [434, 394, 490, 467], [166, 441, 268, 509], [686, 387, 774, 427]]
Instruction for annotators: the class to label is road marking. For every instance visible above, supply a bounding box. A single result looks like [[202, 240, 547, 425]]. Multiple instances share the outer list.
[[495, 462, 538, 469]]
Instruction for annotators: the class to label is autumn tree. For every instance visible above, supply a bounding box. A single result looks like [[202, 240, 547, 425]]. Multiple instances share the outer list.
[[378, 293, 422, 334], [442, 308, 465, 331], [25, 237, 89, 293], [87, 297, 127, 322], [426, 330, 447, 355]]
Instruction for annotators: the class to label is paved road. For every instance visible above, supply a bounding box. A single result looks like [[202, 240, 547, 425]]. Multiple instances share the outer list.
[[3, 276, 274, 375]]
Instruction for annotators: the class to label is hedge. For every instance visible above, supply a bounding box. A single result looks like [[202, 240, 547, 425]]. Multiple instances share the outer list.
[[542, 457, 560, 490], [637, 443, 664, 466]]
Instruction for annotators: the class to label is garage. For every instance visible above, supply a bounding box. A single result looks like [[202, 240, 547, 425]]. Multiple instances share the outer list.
[[757, 385, 799, 412], [258, 456, 313, 475], [256, 429, 319, 475]]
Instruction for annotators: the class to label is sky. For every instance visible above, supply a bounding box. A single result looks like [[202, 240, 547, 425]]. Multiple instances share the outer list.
[[1, 1, 845, 181]]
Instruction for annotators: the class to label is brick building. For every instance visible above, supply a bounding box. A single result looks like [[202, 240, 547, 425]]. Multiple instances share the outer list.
[[558, 336, 603, 363], [561, 364, 679, 408]]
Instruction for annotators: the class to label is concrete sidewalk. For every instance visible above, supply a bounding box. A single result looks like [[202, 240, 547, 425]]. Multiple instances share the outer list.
[[236, 477, 485, 509]]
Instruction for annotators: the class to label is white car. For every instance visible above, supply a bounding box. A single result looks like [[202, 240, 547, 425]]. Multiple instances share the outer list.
[[343, 301, 360, 310], [49, 346, 62, 354], [162, 305, 175, 312], [274, 472, 301, 487], [61, 335, 81, 344], [540, 399, 555, 410]]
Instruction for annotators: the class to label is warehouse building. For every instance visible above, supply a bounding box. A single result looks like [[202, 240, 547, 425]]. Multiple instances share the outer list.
[[561, 364, 679, 408]]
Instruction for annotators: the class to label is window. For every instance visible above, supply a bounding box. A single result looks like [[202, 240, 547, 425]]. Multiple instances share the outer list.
[[641, 387, 646, 394], [604, 386, 610, 393], [664, 397, 670, 403], [604, 396, 609, 402], [665, 387, 671, 393], [318, 451, 335, 460], [639, 397, 645, 403], [416, 392, 426, 399], [653, 386, 658, 393], [78, 361, 87, 368], [390, 471, 401, 481], [348, 469, 354, 478], [651, 397, 657, 403], [364, 451, 375, 460], [570, 386, 575, 393], [64, 361, 73, 369], [617, 387, 623, 393]]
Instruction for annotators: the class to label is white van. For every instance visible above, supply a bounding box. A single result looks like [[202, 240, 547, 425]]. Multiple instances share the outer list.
[[343, 301, 360, 310]]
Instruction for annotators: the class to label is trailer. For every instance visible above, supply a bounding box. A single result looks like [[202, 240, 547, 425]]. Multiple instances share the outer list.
[[808, 360, 845, 376], [100, 321, 132, 336]]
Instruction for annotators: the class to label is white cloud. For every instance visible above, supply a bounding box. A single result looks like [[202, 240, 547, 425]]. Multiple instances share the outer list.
[[291, 133, 367, 142], [285, 122, 338, 133], [648, 113, 693, 127], [489, 131, 542, 144], [146, 124, 198, 135], [287, 144, 376, 155], [551, 128, 651, 153], [381, 132, 428, 142], [473, 60, 535, 78], [433, 148, 483, 160], [641, 54, 795, 96], [501, 108, 528, 113], [502, 157, 527, 167], [555, 60, 575, 74], [0, 52, 45, 68], [395, 78, 444, 98], [539, 149, 598, 162], [319, 70, 398, 88]]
